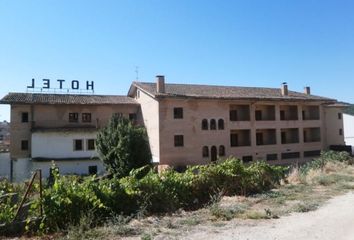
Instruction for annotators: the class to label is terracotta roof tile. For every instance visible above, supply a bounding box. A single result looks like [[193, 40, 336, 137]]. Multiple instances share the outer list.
[[0, 93, 138, 105], [134, 82, 335, 101]]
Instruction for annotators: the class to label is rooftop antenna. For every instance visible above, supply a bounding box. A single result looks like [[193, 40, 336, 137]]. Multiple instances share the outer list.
[[135, 66, 139, 81]]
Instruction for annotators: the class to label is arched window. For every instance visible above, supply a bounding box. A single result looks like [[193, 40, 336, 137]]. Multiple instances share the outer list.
[[202, 146, 209, 157], [202, 119, 208, 130], [210, 119, 216, 130], [218, 119, 224, 130], [219, 145, 225, 157]]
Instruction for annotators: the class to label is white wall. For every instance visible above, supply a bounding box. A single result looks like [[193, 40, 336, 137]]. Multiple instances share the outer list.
[[32, 131, 99, 159], [32, 159, 105, 179], [344, 113, 354, 153], [0, 152, 10, 179]]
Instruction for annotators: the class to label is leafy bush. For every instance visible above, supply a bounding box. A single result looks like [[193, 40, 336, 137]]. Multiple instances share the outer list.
[[0, 180, 23, 224], [32, 157, 286, 232]]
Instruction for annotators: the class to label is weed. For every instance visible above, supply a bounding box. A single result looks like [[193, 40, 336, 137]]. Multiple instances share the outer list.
[[293, 202, 319, 213]]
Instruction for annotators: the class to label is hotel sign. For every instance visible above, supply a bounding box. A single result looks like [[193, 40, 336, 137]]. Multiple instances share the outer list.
[[27, 78, 94, 92]]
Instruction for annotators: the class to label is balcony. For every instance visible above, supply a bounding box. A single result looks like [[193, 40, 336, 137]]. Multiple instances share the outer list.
[[256, 129, 277, 145], [304, 127, 321, 143], [280, 105, 298, 120], [281, 128, 299, 144], [255, 105, 276, 121], [302, 106, 320, 120], [230, 130, 251, 147], [229, 105, 250, 121]]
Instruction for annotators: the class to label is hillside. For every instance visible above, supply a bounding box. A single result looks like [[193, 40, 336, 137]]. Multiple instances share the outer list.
[[344, 104, 354, 116]]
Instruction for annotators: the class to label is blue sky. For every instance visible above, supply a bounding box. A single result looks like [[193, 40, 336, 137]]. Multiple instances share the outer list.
[[1, 0, 354, 121]]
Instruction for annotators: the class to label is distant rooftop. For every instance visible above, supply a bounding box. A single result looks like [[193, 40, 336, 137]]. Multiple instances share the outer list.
[[0, 93, 138, 105], [132, 82, 336, 102]]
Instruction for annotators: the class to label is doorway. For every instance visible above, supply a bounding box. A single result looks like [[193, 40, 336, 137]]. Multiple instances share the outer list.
[[211, 146, 217, 162]]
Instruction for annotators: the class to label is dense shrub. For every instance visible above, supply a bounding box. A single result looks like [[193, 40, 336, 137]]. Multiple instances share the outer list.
[[96, 116, 152, 178], [36, 158, 286, 231]]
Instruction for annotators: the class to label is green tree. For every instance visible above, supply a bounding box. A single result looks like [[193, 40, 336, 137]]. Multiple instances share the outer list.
[[96, 116, 152, 178]]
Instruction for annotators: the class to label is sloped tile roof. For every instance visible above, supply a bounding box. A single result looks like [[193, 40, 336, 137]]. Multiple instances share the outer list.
[[133, 82, 335, 101], [0, 93, 138, 105]]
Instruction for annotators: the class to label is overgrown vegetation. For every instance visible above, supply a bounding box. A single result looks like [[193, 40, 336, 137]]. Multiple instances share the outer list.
[[96, 116, 152, 178], [1, 150, 354, 239]]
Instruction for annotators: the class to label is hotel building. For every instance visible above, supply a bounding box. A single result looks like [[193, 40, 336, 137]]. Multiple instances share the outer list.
[[0, 76, 346, 181]]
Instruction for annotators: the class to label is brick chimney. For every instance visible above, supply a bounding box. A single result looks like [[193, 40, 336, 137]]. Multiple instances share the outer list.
[[156, 75, 165, 93], [304, 86, 311, 95], [281, 82, 288, 96]]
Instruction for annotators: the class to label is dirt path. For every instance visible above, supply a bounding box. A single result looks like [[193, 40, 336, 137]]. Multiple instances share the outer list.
[[181, 191, 354, 240]]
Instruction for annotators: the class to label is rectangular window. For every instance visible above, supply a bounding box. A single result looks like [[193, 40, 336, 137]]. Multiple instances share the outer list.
[[230, 133, 239, 147], [266, 154, 278, 161], [174, 108, 183, 119], [256, 132, 263, 145], [304, 150, 321, 157], [229, 110, 238, 121], [280, 110, 285, 120], [338, 113, 342, 119], [174, 135, 184, 147], [74, 139, 83, 151], [281, 152, 300, 159], [255, 110, 262, 121], [82, 113, 91, 123], [21, 140, 28, 150], [339, 129, 343, 135], [87, 139, 95, 150], [129, 113, 137, 122], [242, 155, 253, 162], [21, 112, 29, 123], [88, 165, 98, 175], [69, 113, 79, 122]]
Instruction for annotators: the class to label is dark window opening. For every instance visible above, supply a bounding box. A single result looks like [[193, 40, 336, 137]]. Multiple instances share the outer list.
[[266, 154, 278, 161], [174, 108, 183, 119], [211, 146, 217, 161], [338, 113, 342, 119], [230, 133, 239, 147], [88, 165, 98, 175], [21, 112, 29, 123], [280, 110, 285, 120], [219, 145, 225, 156], [87, 139, 95, 150], [174, 135, 184, 147], [218, 119, 224, 130], [202, 146, 209, 157], [230, 110, 238, 121], [339, 129, 343, 136], [255, 110, 262, 121], [202, 119, 208, 130], [129, 113, 137, 122], [256, 132, 263, 145], [21, 140, 28, 150], [69, 113, 79, 122], [242, 155, 253, 162], [74, 139, 83, 151], [210, 119, 216, 130], [82, 113, 91, 123], [304, 150, 321, 158], [281, 152, 300, 159]]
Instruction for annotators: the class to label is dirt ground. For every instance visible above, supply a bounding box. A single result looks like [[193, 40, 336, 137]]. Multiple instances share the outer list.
[[179, 191, 354, 240]]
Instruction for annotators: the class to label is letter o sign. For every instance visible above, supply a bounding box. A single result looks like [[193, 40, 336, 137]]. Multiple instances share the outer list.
[[71, 80, 79, 89]]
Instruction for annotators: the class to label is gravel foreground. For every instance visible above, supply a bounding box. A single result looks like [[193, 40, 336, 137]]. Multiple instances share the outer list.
[[181, 191, 354, 240]]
